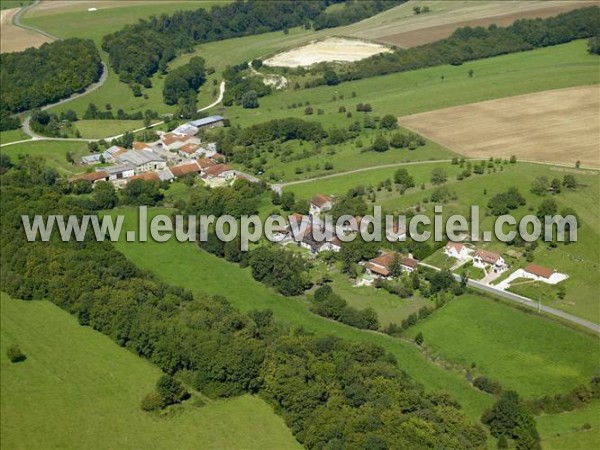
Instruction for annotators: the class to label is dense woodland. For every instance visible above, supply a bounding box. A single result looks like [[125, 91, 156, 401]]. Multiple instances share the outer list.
[[101, 1, 403, 88], [0, 155, 486, 448], [307, 7, 600, 87], [0, 39, 102, 124]]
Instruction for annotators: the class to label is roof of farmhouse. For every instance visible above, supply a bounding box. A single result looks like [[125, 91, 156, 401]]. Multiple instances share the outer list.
[[189, 115, 224, 127]]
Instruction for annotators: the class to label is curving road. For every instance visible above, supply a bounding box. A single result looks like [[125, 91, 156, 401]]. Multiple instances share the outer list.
[[12, 0, 59, 41]]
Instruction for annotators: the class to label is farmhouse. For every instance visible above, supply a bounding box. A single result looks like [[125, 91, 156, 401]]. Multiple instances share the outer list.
[[72, 170, 109, 185], [101, 163, 135, 181], [310, 194, 333, 216], [523, 264, 568, 284], [178, 143, 203, 158], [127, 172, 160, 182], [202, 164, 236, 187], [473, 249, 506, 271], [132, 141, 152, 151], [365, 252, 418, 278], [102, 145, 126, 162], [170, 161, 202, 178], [190, 115, 225, 130], [444, 242, 470, 259], [81, 153, 102, 165], [116, 150, 166, 173]]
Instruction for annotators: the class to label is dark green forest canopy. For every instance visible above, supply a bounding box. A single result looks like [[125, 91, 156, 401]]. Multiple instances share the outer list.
[[0, 38, 102, 114], [101, 0, 404, 85], [306, 6, 600, 87], [0, 156, 485, 448]]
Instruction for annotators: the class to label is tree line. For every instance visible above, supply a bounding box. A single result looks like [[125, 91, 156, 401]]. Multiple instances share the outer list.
[[101, 1, 402, 90], [306, 7, 600, 88], [0, 155, 486, 448], [0, 38, 102, 129]]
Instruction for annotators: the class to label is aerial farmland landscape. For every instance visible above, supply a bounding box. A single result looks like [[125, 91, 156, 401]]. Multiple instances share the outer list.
[[0, 1, 599, 449]]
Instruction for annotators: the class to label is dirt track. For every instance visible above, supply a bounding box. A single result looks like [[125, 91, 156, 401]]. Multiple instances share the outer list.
[[398, 86, 600, 168]]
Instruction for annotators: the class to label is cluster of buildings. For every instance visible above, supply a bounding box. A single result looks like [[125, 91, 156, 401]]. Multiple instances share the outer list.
[[443, 242, 508, 273], [74, 116, 256, 188]]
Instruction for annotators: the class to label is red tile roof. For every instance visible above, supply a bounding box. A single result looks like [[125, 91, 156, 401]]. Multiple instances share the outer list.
[[368, 252, 418, 274], [475, 249, 501, 264], [73, 171, 108, 182], [203, 164, 233, 177], [133, 141, 151, 150], [128, 172, 160, 182], [196, 158, 216, 169], [401, 257, 418, 269], [161, 133, 190, 146], [524, 264, 555, 279], [311, 194, 333, 208], [179, 143, 200, 154], [446, 242, 465, 252], [170, 162, 201, 177]]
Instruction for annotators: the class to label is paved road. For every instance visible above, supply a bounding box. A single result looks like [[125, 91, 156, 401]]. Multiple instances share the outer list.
[[419, 262, 600, 334]]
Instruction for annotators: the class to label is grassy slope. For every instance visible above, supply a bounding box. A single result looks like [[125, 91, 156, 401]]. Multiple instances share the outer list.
[[0, 141, 89, 176], [0, 292, 300, 449], [407, 295, 599, 397], [537, 401, 600, 449], [0, 129, 30, 145]]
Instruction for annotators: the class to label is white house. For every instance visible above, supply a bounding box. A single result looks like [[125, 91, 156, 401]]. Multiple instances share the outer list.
[[523, 264, 568, 284], [444, 242, 470, 260], [202, 164, 236, 187], [309, 194, 333, 216], [473, 249, 506, 271], [365, 252, 418, 278], [101, 163, 135, 181], [178, 143, 204, 158]]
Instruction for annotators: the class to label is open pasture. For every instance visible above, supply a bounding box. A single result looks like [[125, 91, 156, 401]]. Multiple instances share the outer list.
[[408, 295, 600, 398], [0, 292, 300, 449], [398, 86, 600, 168]]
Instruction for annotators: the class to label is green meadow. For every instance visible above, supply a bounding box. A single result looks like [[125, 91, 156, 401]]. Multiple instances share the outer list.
[[537, 401, 600, 449], [407, 295, 600, 397], [0, 292, 300, 449], [0, 140, 89, 176], [0, 129, 30, 145]]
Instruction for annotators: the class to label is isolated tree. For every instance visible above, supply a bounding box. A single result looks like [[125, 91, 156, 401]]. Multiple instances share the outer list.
[[394, 168, 415, 188], [536, 199, 558, 219], [281, 191, 296, 211], [550, 178, 561, 193], [156, 374, 189, 407], [6, 345, 26, 363], [414, 332, 424, 345], [530, 176, 549, 195], [372, 136, 389, 152], [562, 174, 577, 189], [304, 106, 314, 115], [468, 69, 474, 78], [380, 114, 398, 129], [323, 70, 339, 86], [430, 168, 447, 185], [242, 90, 259, 109]]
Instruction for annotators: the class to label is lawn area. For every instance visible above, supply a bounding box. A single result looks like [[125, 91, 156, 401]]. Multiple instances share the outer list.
[[0, 292, 300, 449], [407, 295, 600, 398], [328, 272, 430, 327], [0, 129, 30, 145], [537, 401, 600, 449], [110, 206, 493, 420], [225, 40, 599, 127], [75, 119, 150, 139], [0, 140, 89, 176]]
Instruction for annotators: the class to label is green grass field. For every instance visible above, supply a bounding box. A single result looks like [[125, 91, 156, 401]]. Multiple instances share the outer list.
[[0, 140, 89, 176], [0, 292, 300, 449], [74, 119, 150, 139], [0, 129, 30, 145], [407, 295, 600, 398], [537, 401, 600, 449]]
